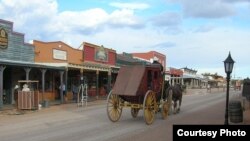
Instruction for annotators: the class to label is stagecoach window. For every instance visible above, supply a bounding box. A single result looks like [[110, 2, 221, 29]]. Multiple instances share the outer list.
[[154, 71, 158, 79], [147, 70, 152, 88]]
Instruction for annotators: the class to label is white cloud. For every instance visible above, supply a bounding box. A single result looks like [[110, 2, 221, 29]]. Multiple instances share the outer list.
[[109, 9, 144, 28], [109, 2, 150, 10], [0, 0, 58, 40], [47, 8, 108, 35], [0, 0, 146, 41], [59, 9, 108, 27], [0, 0, 57, 25]]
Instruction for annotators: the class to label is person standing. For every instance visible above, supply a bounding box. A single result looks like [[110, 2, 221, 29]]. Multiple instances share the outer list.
[[59, 83, 66, 102], [14, 85, 19, 108], [72, 83, 78, 103], [207, 84, 211, 93]]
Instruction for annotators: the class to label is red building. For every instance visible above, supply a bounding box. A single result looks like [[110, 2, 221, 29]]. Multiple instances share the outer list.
[[81, 42, 118, 97], [132, 51, 166, 70], [166, 67, 183, 86], [83, 42, 116, 66], [169, 67, 183, 77]]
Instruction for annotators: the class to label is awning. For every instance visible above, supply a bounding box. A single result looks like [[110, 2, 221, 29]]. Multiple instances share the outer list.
[[0, 59, 64, 70]]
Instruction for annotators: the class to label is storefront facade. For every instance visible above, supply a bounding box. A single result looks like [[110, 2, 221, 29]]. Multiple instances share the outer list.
[[82, 42, 117, 98], [33, 40, 82, 102], [181, 67, 207, 88], [33, 41, 117, 101], [0, 19, 64, 109]]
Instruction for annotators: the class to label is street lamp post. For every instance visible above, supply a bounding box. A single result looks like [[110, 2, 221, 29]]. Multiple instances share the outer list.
[[223, 52, 235, 125]]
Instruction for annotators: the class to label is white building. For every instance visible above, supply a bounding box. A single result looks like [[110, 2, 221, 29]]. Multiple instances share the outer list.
[[181, 67, 208, 88]]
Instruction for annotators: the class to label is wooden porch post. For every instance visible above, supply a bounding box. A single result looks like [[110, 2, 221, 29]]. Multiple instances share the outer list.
[[65, 68, 68, 101], [24, 67, 31, 80], [96, 70, 99, 99], [41, 69, 47, 102], [60, 71, 64, 104], [0, 65, 6, 109], [108, 69, 111, 93]]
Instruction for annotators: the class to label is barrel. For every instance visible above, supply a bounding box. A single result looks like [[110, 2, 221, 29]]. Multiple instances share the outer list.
[[229, 100, 243, 123], [43, 100, 50, 108]]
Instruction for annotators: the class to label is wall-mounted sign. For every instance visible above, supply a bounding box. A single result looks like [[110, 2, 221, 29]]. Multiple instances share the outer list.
[[53, 49, 67, 60], [95, 45, 108, 62], [0, 27, 8, 49]]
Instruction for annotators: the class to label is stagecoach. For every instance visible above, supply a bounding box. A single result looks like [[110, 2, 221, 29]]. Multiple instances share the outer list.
[[106, 63, 172, 125]]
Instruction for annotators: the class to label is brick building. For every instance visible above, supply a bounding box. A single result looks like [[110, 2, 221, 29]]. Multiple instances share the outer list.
[[132, 51, 166, 70]]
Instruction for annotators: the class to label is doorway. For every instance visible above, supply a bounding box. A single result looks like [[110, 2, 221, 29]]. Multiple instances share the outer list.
[[3, 67, 12, 105]]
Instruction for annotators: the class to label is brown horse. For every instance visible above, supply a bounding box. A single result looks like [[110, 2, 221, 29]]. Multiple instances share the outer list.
[[164, 82, 183, 114]]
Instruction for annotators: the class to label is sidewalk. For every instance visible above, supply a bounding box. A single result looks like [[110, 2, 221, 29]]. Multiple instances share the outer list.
[[184, 87, 226, 95], [0, 99, 106, 116]]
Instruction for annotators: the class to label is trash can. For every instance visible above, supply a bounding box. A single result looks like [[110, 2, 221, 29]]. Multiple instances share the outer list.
[[229, 100, 243, 123], [43, 100, 49, 108]]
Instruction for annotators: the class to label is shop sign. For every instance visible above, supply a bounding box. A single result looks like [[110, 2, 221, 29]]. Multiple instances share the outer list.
[[0, 27, 8, 49], [53, 49, 67, 60], [95, 45, 108, 62]]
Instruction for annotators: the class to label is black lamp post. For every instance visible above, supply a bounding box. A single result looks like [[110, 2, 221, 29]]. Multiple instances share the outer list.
[[223, 52, 235, 125]]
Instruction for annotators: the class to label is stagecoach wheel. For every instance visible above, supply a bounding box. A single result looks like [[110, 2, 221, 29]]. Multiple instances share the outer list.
[[106, 90, 123, 122], [161, 101, 169, 119], [143, 90, 157, 125], [131, 108, 140, 118]]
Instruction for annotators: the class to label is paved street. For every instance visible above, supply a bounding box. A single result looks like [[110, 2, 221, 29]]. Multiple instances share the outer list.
[[0, 89, 249, 141]]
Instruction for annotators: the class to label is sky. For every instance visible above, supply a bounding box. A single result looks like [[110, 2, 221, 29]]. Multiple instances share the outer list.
[[0, 0, 250, 79]]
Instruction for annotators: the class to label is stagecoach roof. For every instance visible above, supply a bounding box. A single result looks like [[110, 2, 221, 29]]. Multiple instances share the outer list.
[[113, 65, 146, 96]]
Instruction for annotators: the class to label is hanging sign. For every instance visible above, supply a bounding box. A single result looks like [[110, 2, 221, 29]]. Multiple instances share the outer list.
[[95, 45, 108, 62], [53, 49, 67, 60], [0, 27, 8, 49]]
